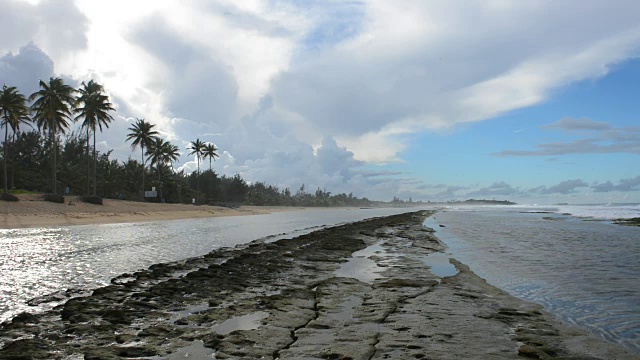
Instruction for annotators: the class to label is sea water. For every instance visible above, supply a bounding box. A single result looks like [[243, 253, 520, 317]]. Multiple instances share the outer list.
[[425, 206, 640, 353]]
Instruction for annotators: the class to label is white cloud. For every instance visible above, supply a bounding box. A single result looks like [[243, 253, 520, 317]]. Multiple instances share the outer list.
[[0, 0, 88, 60], [494, 120, 640, 156], [270, 1, 640, 163], [531, 179, 589, 195], [0, 43, 53, 95], [4, 1, 640, 200]]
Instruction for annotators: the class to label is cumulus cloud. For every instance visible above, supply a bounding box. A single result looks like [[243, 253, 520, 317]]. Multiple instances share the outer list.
[[465, 181, 519, 197], [129, 15, 239, 129], [0, 43, 54, 95], [593, 175, 640, 192], [233, 135, 364, 192], [0, 0, 88, 60], [531, 179, 589, 194], [433, 185, 469, 199]]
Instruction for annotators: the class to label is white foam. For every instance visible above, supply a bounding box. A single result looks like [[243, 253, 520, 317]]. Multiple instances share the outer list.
[[440, 203, 640, 220], [555, 204, 640, 220]]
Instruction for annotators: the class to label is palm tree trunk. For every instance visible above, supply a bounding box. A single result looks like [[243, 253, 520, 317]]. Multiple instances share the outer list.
[[209, 158, 212, 200], [10, 131, 16, 189], [157, 165, 162, 202], [196, 156, 200, 204], [86, 127, 90, 195], [51, 129, 57, 194], [141, 146, 145, 201], [3, 123, 9, 194], [93, 129, 97, 196]]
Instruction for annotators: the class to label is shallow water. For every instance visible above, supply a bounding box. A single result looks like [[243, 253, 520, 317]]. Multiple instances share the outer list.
[[335, 240, 387, 283], [425, 208, 640, 353], [0, 207, 416, 323], [421, 252, 458, 278], [156, 340, 215, 359], [212, 311, 268, 335]]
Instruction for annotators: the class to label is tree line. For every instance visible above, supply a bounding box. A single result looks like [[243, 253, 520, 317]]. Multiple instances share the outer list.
[[0, 78, 374, 207]]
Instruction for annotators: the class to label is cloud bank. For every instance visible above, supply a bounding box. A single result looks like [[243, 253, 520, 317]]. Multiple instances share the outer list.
[[495, 118, 640, 157]]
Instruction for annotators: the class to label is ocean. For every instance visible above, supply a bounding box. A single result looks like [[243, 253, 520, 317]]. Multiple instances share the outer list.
[[424, 204, 640, 353]]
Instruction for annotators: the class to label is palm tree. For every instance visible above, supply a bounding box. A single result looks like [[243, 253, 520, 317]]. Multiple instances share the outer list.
[[29, 78, 75, 194], [75, 80, 115, 196], [162, 141, 180, 172], [203, 142, 219, 199], [146, 138, 180, 201], [126, 118, 159, 200], [188, 138, 206, 203], [0, 85, 31, 194]]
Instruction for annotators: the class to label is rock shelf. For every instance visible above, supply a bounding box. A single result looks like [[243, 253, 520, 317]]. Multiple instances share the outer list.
[[0, 211, 636, 359]]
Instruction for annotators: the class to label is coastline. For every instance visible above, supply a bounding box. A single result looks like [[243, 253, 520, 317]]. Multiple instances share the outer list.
[[0, 194, 313, 229], [0, 211, 635, 359]]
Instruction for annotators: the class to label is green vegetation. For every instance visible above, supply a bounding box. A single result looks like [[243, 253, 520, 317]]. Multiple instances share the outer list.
[[126, 118, 159, 200], [75, 80, 114, 196], [0, 127, 377, 206], [79, 195, 103, 205], [1, 193, 18, 202], [29, 78, 76, 195], [0, 78, 377, 207], [0, 85, 31, 194], [187, 138, 206, 203]]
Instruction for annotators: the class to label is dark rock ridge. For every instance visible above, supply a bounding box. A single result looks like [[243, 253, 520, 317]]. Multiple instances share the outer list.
[[0, 211, 636, 359], [614, 217, 640, 227]]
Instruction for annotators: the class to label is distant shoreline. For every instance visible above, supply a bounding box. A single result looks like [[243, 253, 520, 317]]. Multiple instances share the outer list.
[[0, 194, 522, 229]]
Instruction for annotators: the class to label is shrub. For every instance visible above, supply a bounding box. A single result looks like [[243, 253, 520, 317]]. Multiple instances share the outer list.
[[80, 196, 103, 205], [1, 192, 19, 202], [8, 189, 38, 195], [44, 193, 65, 203]]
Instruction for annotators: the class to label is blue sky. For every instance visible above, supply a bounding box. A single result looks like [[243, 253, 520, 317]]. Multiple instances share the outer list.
[[403, 60, 640, 178], [1, 0, 639, 203], [386, 58, 640, 201]]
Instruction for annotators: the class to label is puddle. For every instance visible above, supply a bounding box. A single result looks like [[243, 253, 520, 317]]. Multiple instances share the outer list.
[[169, 303, 209, 325], [212, 311, 269, 335], [150, 340, 215, 359], [335, 241, 387, 283], [174, 303, 209, 317], [422, 252, 458, 278]]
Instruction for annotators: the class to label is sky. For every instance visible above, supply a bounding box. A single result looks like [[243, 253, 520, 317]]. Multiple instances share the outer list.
[[1, 0, 639, 204]]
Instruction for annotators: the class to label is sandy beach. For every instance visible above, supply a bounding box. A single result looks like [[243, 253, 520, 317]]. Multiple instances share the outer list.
[[0, 211, 635, 359], [0, 194, 304, 229]]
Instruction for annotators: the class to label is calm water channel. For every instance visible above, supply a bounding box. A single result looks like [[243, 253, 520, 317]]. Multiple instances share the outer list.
[[0, 207, 413, 323]]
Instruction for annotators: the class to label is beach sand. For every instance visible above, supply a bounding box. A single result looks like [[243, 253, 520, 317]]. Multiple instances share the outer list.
[[0, 211, 635, 359], [0, 194, 301, 229]]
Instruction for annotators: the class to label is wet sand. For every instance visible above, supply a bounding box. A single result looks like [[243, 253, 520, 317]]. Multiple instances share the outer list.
[[0, 211, 636, 359], [0, 194, 304, 229]]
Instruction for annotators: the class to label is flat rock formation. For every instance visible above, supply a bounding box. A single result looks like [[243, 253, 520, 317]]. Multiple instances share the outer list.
[[0, 211, 636, 359]]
